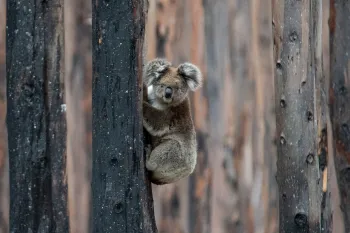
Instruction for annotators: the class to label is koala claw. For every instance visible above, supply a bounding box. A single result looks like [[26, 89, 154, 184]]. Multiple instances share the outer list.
[[146, 160, 158, 171], [145, 144, 152, 159]]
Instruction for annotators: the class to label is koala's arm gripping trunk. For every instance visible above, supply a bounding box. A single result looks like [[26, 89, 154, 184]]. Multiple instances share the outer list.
[[143, 102, 173, 135]]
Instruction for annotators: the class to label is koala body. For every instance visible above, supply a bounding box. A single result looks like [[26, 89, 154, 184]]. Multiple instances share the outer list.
[[142, 58, 202, 185]]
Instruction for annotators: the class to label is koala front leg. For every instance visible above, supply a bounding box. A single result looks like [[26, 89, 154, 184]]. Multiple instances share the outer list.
[[144, 143, 152, 160], [143, 101, 172, 137]]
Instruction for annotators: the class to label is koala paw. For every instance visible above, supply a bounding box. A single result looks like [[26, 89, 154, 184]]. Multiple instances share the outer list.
[[146, 160, 158, 171], [145, 144, 152, 159]]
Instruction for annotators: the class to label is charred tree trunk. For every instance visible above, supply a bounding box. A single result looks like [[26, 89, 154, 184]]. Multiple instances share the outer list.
[[64, 0, 92, 232], [91, 0, 157, 232], [6, 0, 69, 232], [273, 0, 325, 232], [329, 0, 350, 232]]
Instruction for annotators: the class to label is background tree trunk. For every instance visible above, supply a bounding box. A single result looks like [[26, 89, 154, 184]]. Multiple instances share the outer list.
[[329, 0, 350, 232], [6, 0, 69, 232], [145, 0, 278, 232], [273, 0, 325, 232], [64, 0, 92, 232], [0, 0, 9, 231], [91, 0, 157, 232]]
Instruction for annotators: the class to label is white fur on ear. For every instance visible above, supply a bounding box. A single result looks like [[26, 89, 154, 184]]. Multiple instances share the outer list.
[[187, 80, 197, 90], [177, 62, 203, 91]]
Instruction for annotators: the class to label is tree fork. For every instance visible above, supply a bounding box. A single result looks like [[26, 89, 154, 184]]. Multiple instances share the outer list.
[[6, 0, 68, 232]]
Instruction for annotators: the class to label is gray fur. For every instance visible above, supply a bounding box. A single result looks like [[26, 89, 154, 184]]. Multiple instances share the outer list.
[[142, 58, 202, 185]]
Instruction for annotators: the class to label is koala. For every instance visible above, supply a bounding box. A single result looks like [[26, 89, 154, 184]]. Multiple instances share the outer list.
[[142, 58, 202, 185]]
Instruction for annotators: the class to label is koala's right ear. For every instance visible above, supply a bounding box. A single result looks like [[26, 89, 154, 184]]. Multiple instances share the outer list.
[[143, 58, 172, 86], [177, 62, 203, 91]]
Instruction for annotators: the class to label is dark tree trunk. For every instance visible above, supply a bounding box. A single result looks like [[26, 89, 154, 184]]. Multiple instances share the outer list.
[[6, 0, 68, 232], [329, 0, 350, 232], [91, 0, 157, 232], [273, 0, 325, 232]]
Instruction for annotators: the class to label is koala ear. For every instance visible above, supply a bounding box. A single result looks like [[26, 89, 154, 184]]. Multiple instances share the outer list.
[[143, 58, 172, 86], [177, 62, 202, 91]]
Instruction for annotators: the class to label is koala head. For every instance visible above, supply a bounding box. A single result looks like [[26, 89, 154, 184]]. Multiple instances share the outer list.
[[143, 58, 202, 107]]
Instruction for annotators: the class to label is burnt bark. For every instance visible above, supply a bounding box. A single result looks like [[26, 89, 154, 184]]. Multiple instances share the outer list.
[[6, 0, 68, 232], [273, 0, 325, 232], [91, 0, 157, 232], [329, 0, 350, 232]]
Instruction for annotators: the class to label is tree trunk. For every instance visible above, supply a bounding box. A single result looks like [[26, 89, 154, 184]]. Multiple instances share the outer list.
[[64, 0, 92, 232], [273, 0, 325, 232], [313, 1, 332, 232], [251, 0, 278, 232], [91, 0, 157, 232], [203, 1, 241, 232], [6, 0, 69, 232], [329, 0, 350, 232]]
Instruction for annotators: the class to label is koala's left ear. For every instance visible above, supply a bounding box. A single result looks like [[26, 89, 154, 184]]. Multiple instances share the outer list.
[[177, 62, 203, 91]]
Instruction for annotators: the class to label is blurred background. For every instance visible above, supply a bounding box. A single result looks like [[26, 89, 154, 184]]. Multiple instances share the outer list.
[[0, 0, 344, 233]]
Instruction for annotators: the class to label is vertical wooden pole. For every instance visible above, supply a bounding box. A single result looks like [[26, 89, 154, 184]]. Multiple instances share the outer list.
[[6, 0, 68, 232], [91, 0, 157, 232], [273, 0, 324, 232], [329, 0, 350, 232]]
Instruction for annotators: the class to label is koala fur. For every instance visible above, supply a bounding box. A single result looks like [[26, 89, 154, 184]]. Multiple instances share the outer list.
[[142, 58, 202, 185]]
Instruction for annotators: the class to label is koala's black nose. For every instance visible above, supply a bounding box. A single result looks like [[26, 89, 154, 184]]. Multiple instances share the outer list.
[[165, 87, 173, 99]]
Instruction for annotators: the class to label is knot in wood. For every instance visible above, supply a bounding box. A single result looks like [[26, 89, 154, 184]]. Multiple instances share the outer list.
[[114, 200, 124, 214], [280, 135, 286, 145], [276, 61, 282, 70], [289, 31, 298, 42], [110, 157, 118, 166], [307, 111, 313, 121], [280, 99, 286, 108], [294, 213, 308, 228], [306, 153, 314, 164]]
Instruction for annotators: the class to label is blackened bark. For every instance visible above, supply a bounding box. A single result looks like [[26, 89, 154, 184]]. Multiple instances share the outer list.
[[6, 0, 68, 232], [329, 0, 350, 232], [91, 0, 157, 232], [273, 0, 324, 232]]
